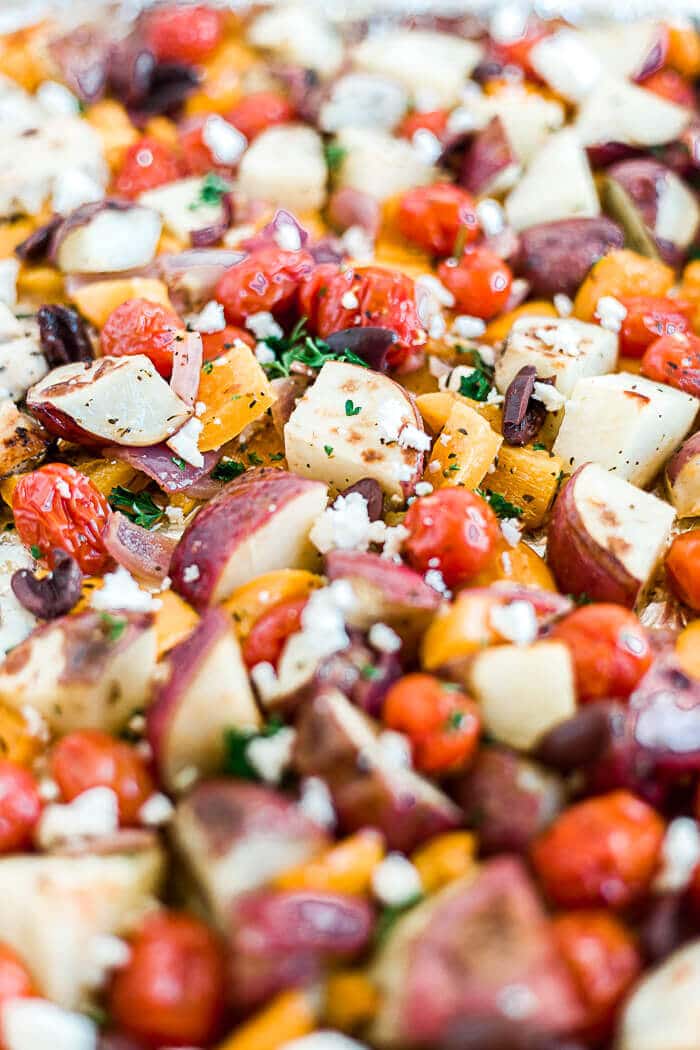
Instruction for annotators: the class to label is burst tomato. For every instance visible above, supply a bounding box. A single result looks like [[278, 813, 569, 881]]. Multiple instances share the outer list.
[[145, 4, 224, 64], [100, 298, 185, 378], [0, 762, 41, 854], [226, 91, 295, 141], [383, 674, 481, 774], [403, 488, 500, 590], [114, 137, 182, 200], [50, 731, 155, 826], [642, 67, 697, 108], [242, 597, 307, 669], [641, 330, 700, 396], [666, 529, 700, 611], [216, 246, 314, 325], [617, 295, 692, 358], [201, 324, 255, 362], [397, 183, 480, 257], [398, 109, 449, 141], [550, 604, 652, 703], [437, 247, 513, 319], [13, 464, 111, 575]]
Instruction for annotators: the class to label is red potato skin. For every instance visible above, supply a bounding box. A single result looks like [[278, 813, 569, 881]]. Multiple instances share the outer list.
[[460, 116, 515, 197], [627, 653, 700, 774], [605, 158, 695, 266], [325, 550, 441, 612], [514, 217, 625, 297], [666, 432, 700, 486], [547, 467, 641, 608]]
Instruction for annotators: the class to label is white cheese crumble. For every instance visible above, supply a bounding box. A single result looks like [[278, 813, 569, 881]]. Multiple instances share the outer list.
[[372, 852, 423, 907], [376, 399, 408, 444], [37, 786, 119, 849], [500, 517, 522, 548], [595, 295, 627, 333], [246, 727, 296, 785], [368, 622, 402, 654], [36, 80, 80, 116], [202, 114, 247, 166], [452, 315, 486, 340], [182, 564, 201, 583], [167, 417, 204, 469], [164, 505, 185, 526], [416, 274, 455, 309], [485, 388, 504, 405], [654, 816, 700, 893], [52, 168, 103, 216], [86, 934, 131, 986], [381, 523, 409, 562], [534, 324, 583, 357], [554, 293, 574, 317], [490, 600, 538, 645], [446, 106, 477, 136], [341, 225, 374, 262], [190, 299, 225, 334], [246, 311, 283, 341], [138, 792, 175, 827], [424, 568, 451, 598], [398, 424, 431, 453], [298, 776, 336, 829], [475, 198, 505, 237], [532, 381, 567, 412], [2, 999, 97, 1050], [250, 660, 279, 699], [255, 342, 277, 364], [341, 290, 359, 310], [91, 565, 160, 613], [273, 216, 303, 252], [415, 481, 433, 496], [411, 128, 443, 165], [310, 491, 385, 555]]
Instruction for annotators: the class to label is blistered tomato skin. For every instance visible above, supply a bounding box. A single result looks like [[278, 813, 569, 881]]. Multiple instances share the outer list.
[[437, 247, 513, 320], [666, 529, 700, 611], [383, 674, 481, 774], [0, 762, 41, 853], [617, 296, 692, 358], [242, 597, 307, 670], [403, 489, 500, 590], [550, 604, 652, 703], [216, 247, 315, 326], [145, 4, 224, 64], [100, 298, 185, 378], [397, 183, 480, 257], [398, 109, 449, 141], [114, 137, 182, 200], [642, 67, 697, 108], [50, 731, 155, 826], [109, 910, 226, 1048], [531, 790, 665, 909], [0, 943, 36, 1004], [226, 92, 295, 141], [641, 331, 700, 396], [13, 464, 111, 575]]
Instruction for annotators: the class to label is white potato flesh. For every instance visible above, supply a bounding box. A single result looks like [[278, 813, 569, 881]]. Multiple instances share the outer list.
[[56, 205, 162, 274], [579, 20, 667, 80], [495, 316, 618, 398], [553, 373, 699, 487], [466, 89, 565, 164], [27, 355, 191, 447], [0, 535, 36, 657], [352, 29, 482, 108], [529, 29, 603, 103], [237, 125, 327, 212], [469, 641, 576, 751], [618, 939, 700, 1050], [140, 176, 230, 241], [574, 463, 675, 593], [335, 127, 435, 202], [0, 321, 48, 402], [284, 361, 425, 499], [654, 170, 700, 248], [575, 76, 690, 148], [247, 4, 344, 77], [320, 74, 408, 133], [505, 129, 599, 231]]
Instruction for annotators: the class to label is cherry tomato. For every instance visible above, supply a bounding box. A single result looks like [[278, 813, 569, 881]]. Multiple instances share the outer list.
[[398, 109, 449, 141], [216, 246, 314, 325], [643, 67, 697, 108], [553, 911, 641, 1040], [114, 137, 182, 200], [201, 323, 255, 361], [226, 91, 295, 141], [50, 731, 155, 826], [437, 247, 513, 320], [300, 265, 426, 371], [617, 295, 692, 358], [397, 183, 479, 257], [178, 118, 218, 175], [0, 943, 36, 1006], [403, 489, 500, 590], [13, 464, 111, 575], [0, 762, 41, 854], [641, 331, 700, 396], [109, 910, 226, 1048], [489, 18, 549, 75], [145, 4, 224, 64], [383, 674, 481, 775], [531, 790, 665, 909], [550, 604, 652, 703], [100, 298, 185, 378], [666, 529, 700, 611], [242, 597, 307, 669]]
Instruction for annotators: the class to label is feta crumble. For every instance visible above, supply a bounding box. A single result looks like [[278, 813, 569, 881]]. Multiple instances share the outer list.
[[424, 568, 451, 598], [532, 381, 567, 412], [255, 342, 277, 364], [372, 852, 423, 907], [381, 523, 409, 562], [0, 259, 19, 308], [182, 564, 201, 583], [553, 293, 573, 317], [37, 786, 119, 849], [595, 295, 627, 333], [91, 565, 160, 613], [190, 300, 226, 334], [341, 290, 359, 310], [139, 792, 175, 827], [398, 424, 431, 452], [376, 399, 408, 444], [415, 481, 433, 496], [167, 417, 204, 469], [3, 999, 97, 1050], [341, 225, 375, 262], [298, 776, 336, 829], [489, 600, 538, 645], [500, 517, 522, 548], [411, 128, 443, 165], [654, 816, 700, 893], [452, 314, 486, 340], [416, 274, 455, 309], [202, 114, 247, 166], [246, 727, 296, 784], [368, 622, 402, 654], [52, 168, 103, 216], [36, 80, 80, 116], [245, 311, 283, 341], [475, 198, 505, 237], [310, 491, 385, 555]]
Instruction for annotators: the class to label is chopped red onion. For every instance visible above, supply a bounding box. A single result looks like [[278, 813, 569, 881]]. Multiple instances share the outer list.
[[241, 210, 310, 254], [190, 193, 235, 248], [106, 443, 222, 497], [157, 249, 244, 311], [170, 331, 202, 409]]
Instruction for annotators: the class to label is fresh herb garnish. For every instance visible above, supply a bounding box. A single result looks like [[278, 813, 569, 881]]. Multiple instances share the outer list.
[[247, 451, 263, 465], [476, 489, 523, 519], [360, 664, 382, 681], [324, 143, 347, 172], [109, 486, 164, 529], [324, 445, 334, 457], [223, 718, 285, 781], [270, 452, 285, 462], [262, 318, 368, 378], [100, 612, 127, 642], [345, 399, 361, 416], [189, 171, 229, 209], [171, 456, 187, 471], [211, 459, 245, 482], [30, 544, 42, 560], [532, 443, 547, 451], [202, 361, 214, 375], [459, 366, 492, 402]]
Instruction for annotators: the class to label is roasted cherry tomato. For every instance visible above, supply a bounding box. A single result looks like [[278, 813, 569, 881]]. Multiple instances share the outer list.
[[242, 597, 307, 669], [550, 604, 652, 703], [641, 330, 700, 396], [383, 673, 481, 775], [397, 183, 480, 257], [226, 91, 295, 141], [145, 4, 224, 64], [109, 910, 226, 1048], [642, 67, 697, 108], [178, 118, 219, 175], [114, 137, 182, 200], [398, 109, 449, 141], [403, 489, 500, 590], [0, 762, 41, 854], [553, 911, 641, 1040], [617, 295, 692, 358], [300, 264, 425, 370], [0, 943, 36, 1009], [531, 790, 665, 909], [489, 18, 549, 75], [437, 247, 513, 320], [216, 246, 314, 325], [666, 529, 700, 611], [100, 298, 185, 378], [50, 730, 155, 826], [201, 324, 255, 362], [13, 464, 111, 575]]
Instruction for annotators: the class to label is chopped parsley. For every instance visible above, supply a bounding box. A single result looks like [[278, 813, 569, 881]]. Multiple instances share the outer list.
[[109, 486, 164, 529], [247, 451, 263, 465], [202, 361, 214, 375], [261, 317, 368, 378], [360, 664, 382, 681], [223, 718, 286, 781], [345, 399, 361, 416], [324, 142, 347, 172], [171, 456, 187, 471], [324, 445, 334, 457], [270, 452, 285, 462], [532, 443, 547, 451], [211, 459, 245, 482], [30, 544, 42, 560], [459, 368, 492, 402], [477, 489, 523, 519], [100, 613, 127, 642], [189, 171, 229, 209]]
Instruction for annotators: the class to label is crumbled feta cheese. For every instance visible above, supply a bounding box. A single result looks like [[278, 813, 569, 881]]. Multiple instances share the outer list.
[[21, 703, 48, 740], [532, 381, 567, 412], [341, 225, 374, 262], [164, 505, 185, 526], [167, 417, 204, 469], [372, 852, 423, 907], [428, 313, 447, 340], [500, 517, 522, 547], [416, 274, 455, 309], [37, 786, 119, 849], [489, 600, 538, 645], [246, 727, 296, 785], [182, 564, 201, 583], [554, 293, 573, 317], [446, 106, 477, 136], [245, 311, 283, 341], [368, 622, 402, 654], [424, 568, 451, 598], [398, 424, 431, 453], [533, 324, 584, 357], [190, 299, 225, 334], [452, 315, 486, 340], [86, 934, 131, 986], [3, 999, 97, 1050], [490, 3, 529, 44], [485, 387, 504, 405], [376, 399, 408, 444], [475, 198, 505, 237], [202, 114, 247, 166], [0, 259, 19, 308], [139, 792, 175, 827], [37, 80, 80, 116], [381, 523, 409, 562], [475, 343, 496, 367], [91, 565, 160, 613], [341, 290, 359, 310], [654, 817, 700, 893], [310, 491, 385, 555], [38, 777, 60, 801], [595, 295, 627, 333], [411, 128, 443, 165], [442, 364, 477, 393], [250, 661, 279, 700], [298, 776, 336, 829], [255, 342, 276, 364], [415, 481, 433, 496], [377, 729, 412, 769], [52, 168, 104, 216]]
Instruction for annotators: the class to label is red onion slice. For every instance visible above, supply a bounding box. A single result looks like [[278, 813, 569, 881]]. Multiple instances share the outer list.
[[170, 331, 202, 409], [106, 443, 222, 496], [241, 209, 310, 254], [190, 193, 235, 248], [157, 249, 245, 311], [103, 511, 176, 582]]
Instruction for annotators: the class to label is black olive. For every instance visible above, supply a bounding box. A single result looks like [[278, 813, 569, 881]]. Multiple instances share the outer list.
[[11, 549, 82, 619]]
